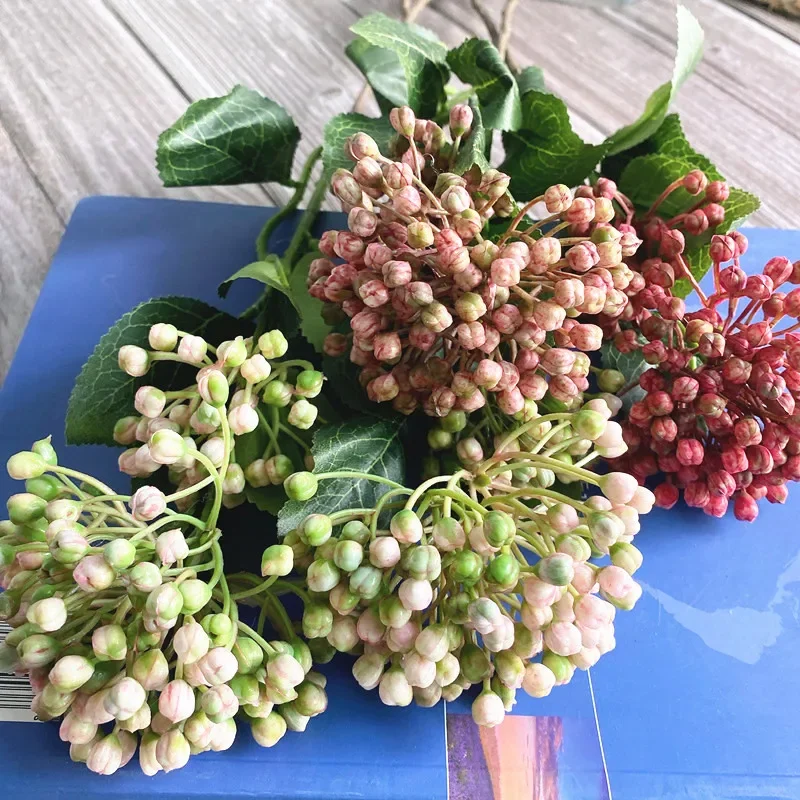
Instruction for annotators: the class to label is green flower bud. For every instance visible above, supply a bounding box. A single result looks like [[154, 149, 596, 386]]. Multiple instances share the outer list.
[[262, 380, 293, 407], [341, 520, 370, 545], [40, 682, 75, 717], [294, 680, 328, 717], [103, 539, 137, 570], [443, 592, 470, 626], [284, 472, 318, 502], [7, 493, 46, 525], [610, 541, 643, 574], [587, 511, 624, 551], [440, 410, 468, 433], [494, 650, 525, 689], [334, 539, 364, 572], [261, 544, 293, 577], [229, 674, 260, 706], [349, 564, 383, 599], [295, 370, 324, 399], [17, 634, 61, 668], [512, 624, 538, 659], [401, 544, 441, 581], [597, 368, 625, 393], [45, 498, 81, 523], [486, 552, 521, 588], [128, 561, 162, 592], [258, 330, 289, 359], [306, 559, 340, 593], [3, 622, 38, 648], [232, 636, 263, 674], [427, 428, 453, 451], [288, 399, 318, 430], [200, 370, 229, 408], [300, 514, 332, 547], [179, 579, 212, 615], [25, 474, 62, 501], [390, 509, 423, 544], [451, 550, 483, 585], [49, 654, 95, 692], [30, 585, 57, 605], [315, 539, 337, 561], [536, 553, 574, 586], [92, 623, 127, 661], [32, 436, 58, 466], [483, 511, 515, 548], [201, 613, 233, 641], [459, 642, 493, 684], [378, 594, 412, 629], [131, 649, 169, 691], [82, 660, 124, 694], [251, 710, 287, 747], [555, 533, 592, 562], [490, 676, 517, 711], [7, 451, 47, 481], [218, 336, 248, 367], [194, 401, 221, 430], [572, 409, 607, 441], [542, 651, 574, 685], [302, 603, 334, 638], [307, 637, 337, 664], [265, 454, 294, 485]]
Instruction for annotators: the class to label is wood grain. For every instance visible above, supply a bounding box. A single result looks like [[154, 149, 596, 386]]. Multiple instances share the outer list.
[[723, 0, 800, 43]]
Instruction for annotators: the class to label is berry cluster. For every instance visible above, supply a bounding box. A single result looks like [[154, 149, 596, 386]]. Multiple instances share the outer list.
[[115, 325, 323, 508], [1, 439, 325, 775], [312, 106, 646, 419], [607, 233, 800, 521], [278, 401, 653, 727]]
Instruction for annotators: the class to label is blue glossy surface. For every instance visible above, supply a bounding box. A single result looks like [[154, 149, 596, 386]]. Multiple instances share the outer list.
[[0, 197, 448, 800]]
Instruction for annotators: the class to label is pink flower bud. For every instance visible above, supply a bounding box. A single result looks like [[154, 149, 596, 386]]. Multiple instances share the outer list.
[[130, 485, 166, 521], [544, 184, 573, 214], [155, 528, 189, 566], [544, 621, 582, 656], [449, 103, 473, 136], [73, 554, 115, 592], [389, 106, 416, 136], [369, 536, 401, 568], [398, 578, 433, 611], [373, 331, 402, 362], [159, 679, 196, 723], [379, 666, 413, 706], [156, 729, 191, 773], [353, 653, 385, 690], [522, 662, 556, 698], [599, 472, 638, 504], [421, 301, 453, 333], [60, 711, 98, 745], [367, 373, 400, 403], [86, 732, 123, 776], [532, 300, 566, 332], [176, 334, 207, 364], [490, 257, 520, 287], [683, 169, 708, 195], [566, 197, 595, 225], [27, 597, 67, 632], [198, 647, 238, 686], [598, 565, 635, 600], [105, 677, 146, 721], [530, 237, 561, 272], [710, 234, 736, 264], [118, 345, 149, 377], [472, 690, 505, 727]]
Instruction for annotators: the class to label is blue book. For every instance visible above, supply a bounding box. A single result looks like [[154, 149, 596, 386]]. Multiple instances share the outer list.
[[1, 197, 799, 799]]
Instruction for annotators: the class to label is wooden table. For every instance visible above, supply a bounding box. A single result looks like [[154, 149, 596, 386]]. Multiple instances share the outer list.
[[2, 0, 799, 380]]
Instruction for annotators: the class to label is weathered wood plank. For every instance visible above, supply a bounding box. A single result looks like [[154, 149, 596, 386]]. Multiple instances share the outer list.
[[106, 0, 375, 208], [0, 0, 270, 218], [0, 124, 65, 381], [723, 0, 800, 44]]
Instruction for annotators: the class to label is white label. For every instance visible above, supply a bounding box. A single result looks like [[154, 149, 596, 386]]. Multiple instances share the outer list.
[[0, 622, 38, 722]]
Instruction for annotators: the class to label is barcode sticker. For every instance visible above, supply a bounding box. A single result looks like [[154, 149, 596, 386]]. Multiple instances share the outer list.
[[0, 622, 38, 722]]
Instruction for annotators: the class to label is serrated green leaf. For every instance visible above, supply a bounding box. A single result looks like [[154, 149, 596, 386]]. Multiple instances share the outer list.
[[500, 91, 606, 198], [322, 113, 395, 179], [218, 255, 291, 300], [447, 38, 521, 131], [156, 85, 300, 187], [619, 152, 700, 217], [600, 340, 651, 412], [453, 98, 490, 175], [291, 251, 332, 352], [350, 13, 448, 117], [517, 66, 545, 95], [346, 36, 408, 114], [673, 244, 712, 299], [277, 417, 406, 536], [65, 297, 247, 447], [605, 6, 704, 156], [719, 187, 760, 230]]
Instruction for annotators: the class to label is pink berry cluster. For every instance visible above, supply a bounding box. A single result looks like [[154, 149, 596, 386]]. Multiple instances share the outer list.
[[115, 325, 322, 509], [607, 233, 800, 521], [281, 404, 653, 728], [312, 106, 647, 419]]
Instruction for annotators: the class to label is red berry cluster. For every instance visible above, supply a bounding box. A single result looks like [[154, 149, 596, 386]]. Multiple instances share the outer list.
[[608, 232, 800, 521], [313, 106, 646, 418]]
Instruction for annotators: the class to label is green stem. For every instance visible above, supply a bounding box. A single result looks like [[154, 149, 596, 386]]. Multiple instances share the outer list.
[[284, 173, 328, 269], [256, 147, 323, 261]]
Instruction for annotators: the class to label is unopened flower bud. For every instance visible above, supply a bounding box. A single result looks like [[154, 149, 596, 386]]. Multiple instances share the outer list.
[[26, 597, 67, 632], [130, 485, 166, 521], [73, 555, 116, 592], [284, 471, 318, 501], [118, 345, 149, 377]]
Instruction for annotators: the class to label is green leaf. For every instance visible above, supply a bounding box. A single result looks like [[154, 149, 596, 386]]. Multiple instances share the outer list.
[[517, 66, 545, 96], [600, 340, 650, 412], [156, 85, 301, 187], [290, 251, 332, 353], [277, 417, 406, 536], [350, 13, 448, 117], [65, 298, 246, 446], [500, 91, 606, 199], [322, 113, 395, 179], [719, 187, 760, 230], [346, 36, 408, 114], [218, 255, 291, 300], [446, 38, 521, 131], [619, 153, 701, 217], [453, 99, 490, 175], [605, 6, 704, 156]]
